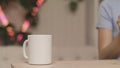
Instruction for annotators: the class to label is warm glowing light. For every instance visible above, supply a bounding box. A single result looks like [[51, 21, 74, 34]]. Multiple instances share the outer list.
[[6, 26, 15, 37], [7, 26, 13, 32], [0, 0, 44, 40], [0, 6, 9, 26], [17, 34, 23, 42], [32, 7, 39, 13], [9, 32, 15, 37], [36, 0, 44, 7], [22, 20, 30, 32], [31, 7, 39, 16]]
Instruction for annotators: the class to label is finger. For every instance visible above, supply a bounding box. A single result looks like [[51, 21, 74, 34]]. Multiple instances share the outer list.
[[118, 15, 120, 21], [117, 21, 120, 27], [117, 15, 120, 26]]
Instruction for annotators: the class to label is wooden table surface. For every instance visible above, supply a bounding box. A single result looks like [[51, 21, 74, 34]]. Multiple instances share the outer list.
[[11, 60, 120, 68]]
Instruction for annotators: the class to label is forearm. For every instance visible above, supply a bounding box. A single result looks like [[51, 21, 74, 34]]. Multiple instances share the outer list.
[[99, 33, 120, 59]]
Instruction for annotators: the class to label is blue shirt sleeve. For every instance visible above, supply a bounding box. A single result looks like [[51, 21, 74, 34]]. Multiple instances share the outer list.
[[96, 1, 113, 30]]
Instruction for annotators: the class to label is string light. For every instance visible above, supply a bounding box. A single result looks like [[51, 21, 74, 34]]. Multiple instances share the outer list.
[[17, 34, 23, 42], [36, 0, 44, 7], [32, 7, 39, 16], [0, 6, 9, 26], [0, 0, 45, 44], [17, 0, 44, 42], [6, 26, 15, 37], [21, 20, 30, 32]]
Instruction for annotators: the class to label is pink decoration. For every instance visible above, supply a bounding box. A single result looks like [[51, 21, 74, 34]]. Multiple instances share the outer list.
[[36, 0, 44, 7], [32, 7, 39, 13], [17, 34, 23, 42], [0, 6, 9, 26], [22, 20, 30, 32], [0, 0, 44, 40]]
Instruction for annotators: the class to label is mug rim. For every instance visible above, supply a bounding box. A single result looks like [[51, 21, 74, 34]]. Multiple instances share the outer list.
[[28, 35, 52, 37]]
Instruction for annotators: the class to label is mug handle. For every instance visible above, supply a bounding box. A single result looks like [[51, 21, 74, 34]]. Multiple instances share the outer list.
[[23, 40, 29, 59]]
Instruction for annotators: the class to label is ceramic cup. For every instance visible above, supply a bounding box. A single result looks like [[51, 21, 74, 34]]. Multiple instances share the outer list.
[[23, 35, 52, 64]]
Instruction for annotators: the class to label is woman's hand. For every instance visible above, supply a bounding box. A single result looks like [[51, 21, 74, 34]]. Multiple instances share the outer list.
[[117, 16, 120, 29]]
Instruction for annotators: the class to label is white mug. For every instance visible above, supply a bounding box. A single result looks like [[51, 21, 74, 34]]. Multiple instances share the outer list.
[[23, 35, 52, 64]]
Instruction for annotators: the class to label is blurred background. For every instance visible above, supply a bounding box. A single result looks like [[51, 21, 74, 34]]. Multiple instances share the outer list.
[[0, 0, 100, 68]]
